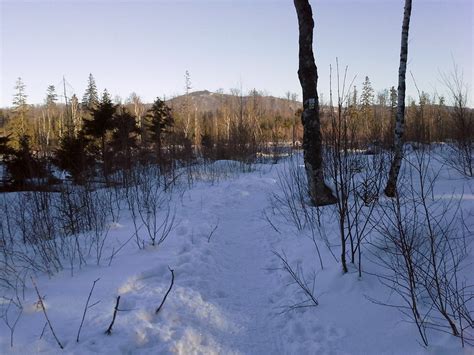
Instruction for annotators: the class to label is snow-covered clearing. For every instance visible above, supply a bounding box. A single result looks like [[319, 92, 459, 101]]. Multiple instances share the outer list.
[[0, 154, 473, 354]]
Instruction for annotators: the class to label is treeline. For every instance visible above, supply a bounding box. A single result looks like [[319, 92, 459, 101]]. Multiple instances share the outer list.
[[319, 76, 472, 148], [0, 74, 304, 189], [0, 73, 472, 189]]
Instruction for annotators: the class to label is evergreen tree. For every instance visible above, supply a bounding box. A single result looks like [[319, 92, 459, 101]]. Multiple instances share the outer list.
[[12, 77, 29, 137], [360, 76, 374, 110], [5, 135, 47, 187], [70, 94, 82, 135], [0, 135, 14, 183], [389, 86, 397, 112], [81, 73, 99, 110], [40, 85, 58, 150], [360, 76, 375, 141], [146, 97, 174, 163], [55, 131, 93, 184], [351, 85, 358, 108], [111, 107, 139, 171], [46, 85, 58, 106], [83, 89, 116, 182]]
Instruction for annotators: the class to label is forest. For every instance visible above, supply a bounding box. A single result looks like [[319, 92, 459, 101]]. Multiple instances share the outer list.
[[0, 70, 471, 190]]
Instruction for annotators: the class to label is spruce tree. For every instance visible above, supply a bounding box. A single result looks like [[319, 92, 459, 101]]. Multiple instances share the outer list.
[[5, 135, 47, 187], [146, 97, 174, 163], [360, 76, 375, 141], [46, 85, 58, 106], [111, 108, 139, 171], [55, 131, 92, 184], [81, 73, 99, 111], [12, 77, 29, 138], [70, 94, 81, 135], [360, 76, 374, 108], [83, 89, 116, 182], [41, 85, 58, 150]]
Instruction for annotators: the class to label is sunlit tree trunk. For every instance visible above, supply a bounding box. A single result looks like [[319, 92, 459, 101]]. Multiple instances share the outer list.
[[294, 0, 336, 206], [385, 0, 412, 197]]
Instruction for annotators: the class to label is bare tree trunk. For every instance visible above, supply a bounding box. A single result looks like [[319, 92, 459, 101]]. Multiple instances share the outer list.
[[294, 0, 336, 206], [385, 0, 412, 197]]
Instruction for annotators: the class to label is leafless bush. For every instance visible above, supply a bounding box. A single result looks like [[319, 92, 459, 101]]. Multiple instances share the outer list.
[[86, 191, 111, 265], [271, 155, 315, 231], [273, 251, 319, 312], [325, 110, 387, 274], [368, 150, 473, 347], [127, 165, 176, 247], [440, 64, 473, 177], [0, 297, 23, 347], [268, 154, 335, 269]]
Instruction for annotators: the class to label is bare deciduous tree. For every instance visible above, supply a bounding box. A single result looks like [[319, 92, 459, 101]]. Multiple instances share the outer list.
[[294, 0, 336, 206], [385, 0, 412, 197]]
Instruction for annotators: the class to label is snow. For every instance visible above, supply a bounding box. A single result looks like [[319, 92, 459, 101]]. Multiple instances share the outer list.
[[0, 153, 473, 354]]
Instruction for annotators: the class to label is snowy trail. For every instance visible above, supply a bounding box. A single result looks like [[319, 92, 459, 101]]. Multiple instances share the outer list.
[[204, 197, 282, 352], [2, 159, 471, 355], [173, 176, 285, 354]]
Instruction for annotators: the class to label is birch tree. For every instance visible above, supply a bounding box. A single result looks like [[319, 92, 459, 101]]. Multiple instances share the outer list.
[[293, 0, 336, 206], [384, 0, 412, 197]]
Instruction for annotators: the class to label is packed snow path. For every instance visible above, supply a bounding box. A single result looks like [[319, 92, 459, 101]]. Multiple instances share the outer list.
[[169, 175, 286, 354], [2, 159, 471, 354]]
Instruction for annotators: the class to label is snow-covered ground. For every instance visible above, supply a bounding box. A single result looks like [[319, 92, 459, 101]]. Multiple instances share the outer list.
[[0, 154, 473, 354]]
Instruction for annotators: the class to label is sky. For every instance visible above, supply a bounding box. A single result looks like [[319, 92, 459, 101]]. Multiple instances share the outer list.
[[1, 0, 472, 107]]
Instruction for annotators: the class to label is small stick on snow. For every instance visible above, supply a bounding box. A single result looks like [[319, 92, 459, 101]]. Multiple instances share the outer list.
[[76, 278, 100, 342], [207, 221, 219, 243], [105, 296, 121, 335], [30, 277, 64, 349], [155, 267, 175, 314]]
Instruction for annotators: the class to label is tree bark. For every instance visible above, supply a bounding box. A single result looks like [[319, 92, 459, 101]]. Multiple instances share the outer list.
[[385, 0, 412, 197], [294, 0, 336, 206]]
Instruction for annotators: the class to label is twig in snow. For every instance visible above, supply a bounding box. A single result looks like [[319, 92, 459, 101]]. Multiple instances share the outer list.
[[76, 278, 100, 342], [108, 225, 144, 266], [262, 209, 281, 234], [207, 221, 219, 243], [39, 322, 47, 340], [155, 267, 175, 314], [273, 251, 319, 311], [105, 296, 121, 335], [30, 277, 63, 349]]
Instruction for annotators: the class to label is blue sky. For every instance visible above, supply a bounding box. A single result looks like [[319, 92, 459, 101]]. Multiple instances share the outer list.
[[1, 0, 472, 106]]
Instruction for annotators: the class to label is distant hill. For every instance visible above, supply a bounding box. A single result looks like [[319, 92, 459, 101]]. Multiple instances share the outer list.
[[167, 90, 302, 114]]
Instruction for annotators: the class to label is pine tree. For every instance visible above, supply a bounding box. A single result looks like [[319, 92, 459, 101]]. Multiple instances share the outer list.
[[0, 136, 14, 183], [83, 89, 116, 182], [360, 76, 375, 141], [46, 85, 58, 106], [5, 135, 47, 187], [40, 85, 58, 149], [389, 86, 397, 112], [70, 94, 81, 136], [183, 71, 192, 139], [111, 107, 139, 171], [55, 131, 92, 184], [360, 76, 374, 108], [146, 97, 174, 163], [81, 73, 99, 111], [351, 85, 358, 108], [12, 77, 29, 137]]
